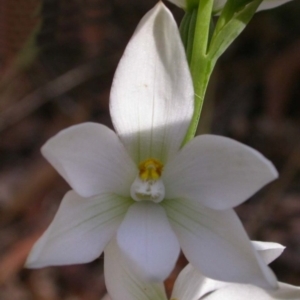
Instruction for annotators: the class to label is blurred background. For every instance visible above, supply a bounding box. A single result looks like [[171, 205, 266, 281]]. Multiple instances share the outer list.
[[0, 0, 300, 299]]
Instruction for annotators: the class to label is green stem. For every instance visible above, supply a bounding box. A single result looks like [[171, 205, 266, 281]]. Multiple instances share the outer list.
[[182, 0, 214, 145]]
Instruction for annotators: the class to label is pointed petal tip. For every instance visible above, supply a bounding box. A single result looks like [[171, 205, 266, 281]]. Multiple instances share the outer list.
[[164, 200, 279, 290], [24, 236, 47, 269], [164, 135, 279, 211], [25, 259, 53, 270], [258, 0, 294, 12], [24, 256, 37, 269], [156, 1, 167, 9], [263, 156, 279, 181], [25, 191, 129, 270], [25, 249, 56, 269], [252, 241, 285, 265]]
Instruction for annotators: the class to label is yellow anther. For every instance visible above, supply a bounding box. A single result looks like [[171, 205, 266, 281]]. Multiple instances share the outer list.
[[139, 158, 163, 181]]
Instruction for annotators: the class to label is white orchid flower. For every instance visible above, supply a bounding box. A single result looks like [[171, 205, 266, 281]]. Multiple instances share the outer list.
[[168, 0, 293, 13], [26, 2, 278, 287], [103, 241, 300, 300]]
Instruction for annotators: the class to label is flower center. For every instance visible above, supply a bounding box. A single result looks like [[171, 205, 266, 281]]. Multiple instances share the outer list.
[[139, 158, 163, 180], [130, 158, 165, 203]]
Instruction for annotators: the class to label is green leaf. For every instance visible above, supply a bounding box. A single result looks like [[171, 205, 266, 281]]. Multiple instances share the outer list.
[[208, 0, 263, 63], [180, 11, 191, 49], [215, 0, 255, 31], [180, 10, 198, 63], [186, 0, 200, 11]]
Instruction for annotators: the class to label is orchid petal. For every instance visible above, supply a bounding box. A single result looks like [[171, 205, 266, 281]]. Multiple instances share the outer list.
[[272, 282, 300, 299], [110, 2, 194, 164], [171, 264, 213, 300], [172, 242, 286, 300], [42, 123, 137, 198], [117, 202, 180, 282], [162, 198, 277, 289], [163, 135, 278, 210], [205, 282, 300, 300], [251, 0, 293, 12], [26, 191, 131, 268], [104, 239, 167, 300], [253, 241, 285, 264]]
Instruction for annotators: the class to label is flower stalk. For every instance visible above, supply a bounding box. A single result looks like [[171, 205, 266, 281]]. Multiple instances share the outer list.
[[182, 0, 214, 144], [181, 0, 266, 144]]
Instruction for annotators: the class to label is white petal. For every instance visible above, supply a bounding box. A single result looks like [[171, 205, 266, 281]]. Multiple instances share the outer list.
[[26, 191, 131, 268], [110, 2, 194, 164], [172, 242, 288, 300], [258, 0, 293, 11], [272, 282, 300, 299], [205, 282, 300, 300], [171, 264, 215, 300], [116, 202, 180, 282], [163, 135, 278, 210], [253, 241, 285, 264], [162, 198, 277, 289], [104, 239, 167, 300], [172, 242, 286, 300], [42, 122, 137, 198]]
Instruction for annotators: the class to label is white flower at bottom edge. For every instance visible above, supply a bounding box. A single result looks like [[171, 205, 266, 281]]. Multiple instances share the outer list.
[[103, 240, 300, 300], [26, 2, 277, 288], [168, 0, 293, 13]]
